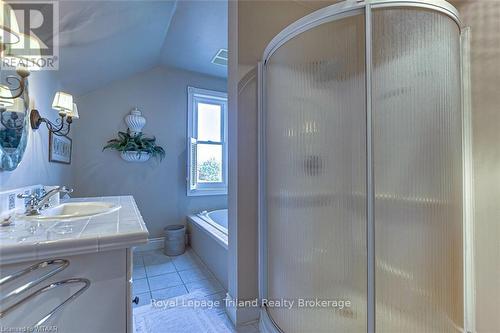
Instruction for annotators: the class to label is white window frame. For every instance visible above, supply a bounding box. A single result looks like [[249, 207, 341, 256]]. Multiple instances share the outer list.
[[187, 86, 228, 196]]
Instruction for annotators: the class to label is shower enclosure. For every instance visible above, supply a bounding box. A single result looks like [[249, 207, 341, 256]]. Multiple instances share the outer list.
[[258, 0, 470, 332]]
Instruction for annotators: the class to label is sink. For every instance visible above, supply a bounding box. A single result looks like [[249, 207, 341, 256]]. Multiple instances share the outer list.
[[18, 202, 121, 222]]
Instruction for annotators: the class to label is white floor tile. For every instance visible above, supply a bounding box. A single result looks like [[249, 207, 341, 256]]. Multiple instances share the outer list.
[[132, 248, 240, 332], [202, 291, 227, 314], [203, 291, 227, 304], [133, 254, 144, 267], [150, 285, 189, 301], [236, 323, 260, 333], [216, 312, 236, 331], [133, 278, 149, 294], [142, 251, 171, 265], [145, 261, 176, 277], [148, 272, 183, 291], [219, 316, 260, 333], [133, 292, 151, 308], [177, 266, 213, 284], [218, 313, 260, 333], [133, 265, 147, 280], [170, 250, 204, 271], [185, 277, 224, 296]]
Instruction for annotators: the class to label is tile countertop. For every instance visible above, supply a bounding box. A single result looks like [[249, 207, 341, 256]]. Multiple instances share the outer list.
[[0, 196, 149, 265]]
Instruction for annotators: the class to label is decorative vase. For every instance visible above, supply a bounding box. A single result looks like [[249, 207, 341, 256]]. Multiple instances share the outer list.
[[120, 151, 151, 162], [125, 107, 146, 136]]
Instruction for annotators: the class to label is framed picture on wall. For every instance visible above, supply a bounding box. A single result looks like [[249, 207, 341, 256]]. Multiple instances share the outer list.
[[49, 133, 72, 164]]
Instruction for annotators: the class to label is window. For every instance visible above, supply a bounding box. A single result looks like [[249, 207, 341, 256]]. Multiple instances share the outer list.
[[187, 87, 228, 196]]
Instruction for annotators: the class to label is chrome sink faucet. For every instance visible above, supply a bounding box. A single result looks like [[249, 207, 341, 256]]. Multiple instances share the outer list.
[[17, 186, 74, 216]]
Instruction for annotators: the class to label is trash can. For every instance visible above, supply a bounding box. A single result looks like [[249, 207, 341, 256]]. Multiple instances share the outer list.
[[164, 225, 186, 256]]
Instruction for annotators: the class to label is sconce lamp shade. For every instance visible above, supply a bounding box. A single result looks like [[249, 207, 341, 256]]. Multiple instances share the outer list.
[[6, 96, 24, 113], [30, 89, 77, 135], [67, 103, 79, 119], [52, 92, 73, 114], [0, 84, 14, 107]]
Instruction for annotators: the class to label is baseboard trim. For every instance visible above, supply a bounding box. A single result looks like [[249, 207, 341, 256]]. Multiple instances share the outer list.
[[134, 237, 164, 252], [225, 292, 260, 327]]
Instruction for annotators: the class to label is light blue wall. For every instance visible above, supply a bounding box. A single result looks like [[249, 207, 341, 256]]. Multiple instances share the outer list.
[[72, 66, 227, 238], [0, 71, 74, 190]]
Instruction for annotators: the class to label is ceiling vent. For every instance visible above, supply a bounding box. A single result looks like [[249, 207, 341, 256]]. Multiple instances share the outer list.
[[211, 49, 228, 66]]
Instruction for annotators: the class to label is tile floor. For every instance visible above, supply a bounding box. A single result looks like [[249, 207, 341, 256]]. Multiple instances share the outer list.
[[133, 248, 260, 333]]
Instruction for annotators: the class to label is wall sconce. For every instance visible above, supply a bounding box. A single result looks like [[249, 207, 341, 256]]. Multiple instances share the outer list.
[[30, 92, 79, 136]]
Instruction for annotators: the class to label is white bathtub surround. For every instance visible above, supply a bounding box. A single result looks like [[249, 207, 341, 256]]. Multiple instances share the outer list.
[[125, 107, 146, 136], [187, 209, 228, 290], [0, 195, 148, 265], [188, 209, 228, 249], [199, 209, 228, 234]]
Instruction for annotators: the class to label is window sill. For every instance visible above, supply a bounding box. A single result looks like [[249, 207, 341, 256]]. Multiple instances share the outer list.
[[187, 189, 227, 197]]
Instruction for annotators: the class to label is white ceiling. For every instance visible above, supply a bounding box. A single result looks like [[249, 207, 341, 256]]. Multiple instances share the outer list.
[[159, 0, 227, 78], [54, 0, 227, 96]]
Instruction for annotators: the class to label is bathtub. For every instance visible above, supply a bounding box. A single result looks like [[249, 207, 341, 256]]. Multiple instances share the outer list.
[[187, 209, 228, 289]]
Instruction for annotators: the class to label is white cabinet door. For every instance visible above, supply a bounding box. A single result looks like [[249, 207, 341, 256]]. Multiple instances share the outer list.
[[0, 249, 130, 333]]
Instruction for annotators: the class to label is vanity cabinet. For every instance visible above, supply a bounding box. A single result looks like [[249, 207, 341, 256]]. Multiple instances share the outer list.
[[0, 249, 134, 332], [0, 195, 148, 332]]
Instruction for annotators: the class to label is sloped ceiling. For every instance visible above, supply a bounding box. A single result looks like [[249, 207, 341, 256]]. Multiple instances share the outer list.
[[54, 0, 227, 96], [159, 0, 228, 78]]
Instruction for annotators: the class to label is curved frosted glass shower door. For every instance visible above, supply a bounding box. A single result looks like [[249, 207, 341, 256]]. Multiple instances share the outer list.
[[264, 12, 367, 332], [372, 8, 463, 332], [261, 2, 465, 333]]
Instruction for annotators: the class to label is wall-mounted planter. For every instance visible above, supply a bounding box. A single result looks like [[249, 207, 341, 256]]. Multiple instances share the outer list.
[[103, 107, 165, 163], [120, 151, 151, 162]]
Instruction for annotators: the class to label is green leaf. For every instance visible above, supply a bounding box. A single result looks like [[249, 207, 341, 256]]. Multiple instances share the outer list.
[[103, 128, 166, 162]]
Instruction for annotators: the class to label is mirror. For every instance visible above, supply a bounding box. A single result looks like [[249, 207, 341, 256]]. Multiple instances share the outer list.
[[0, 73, 30, 171]]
